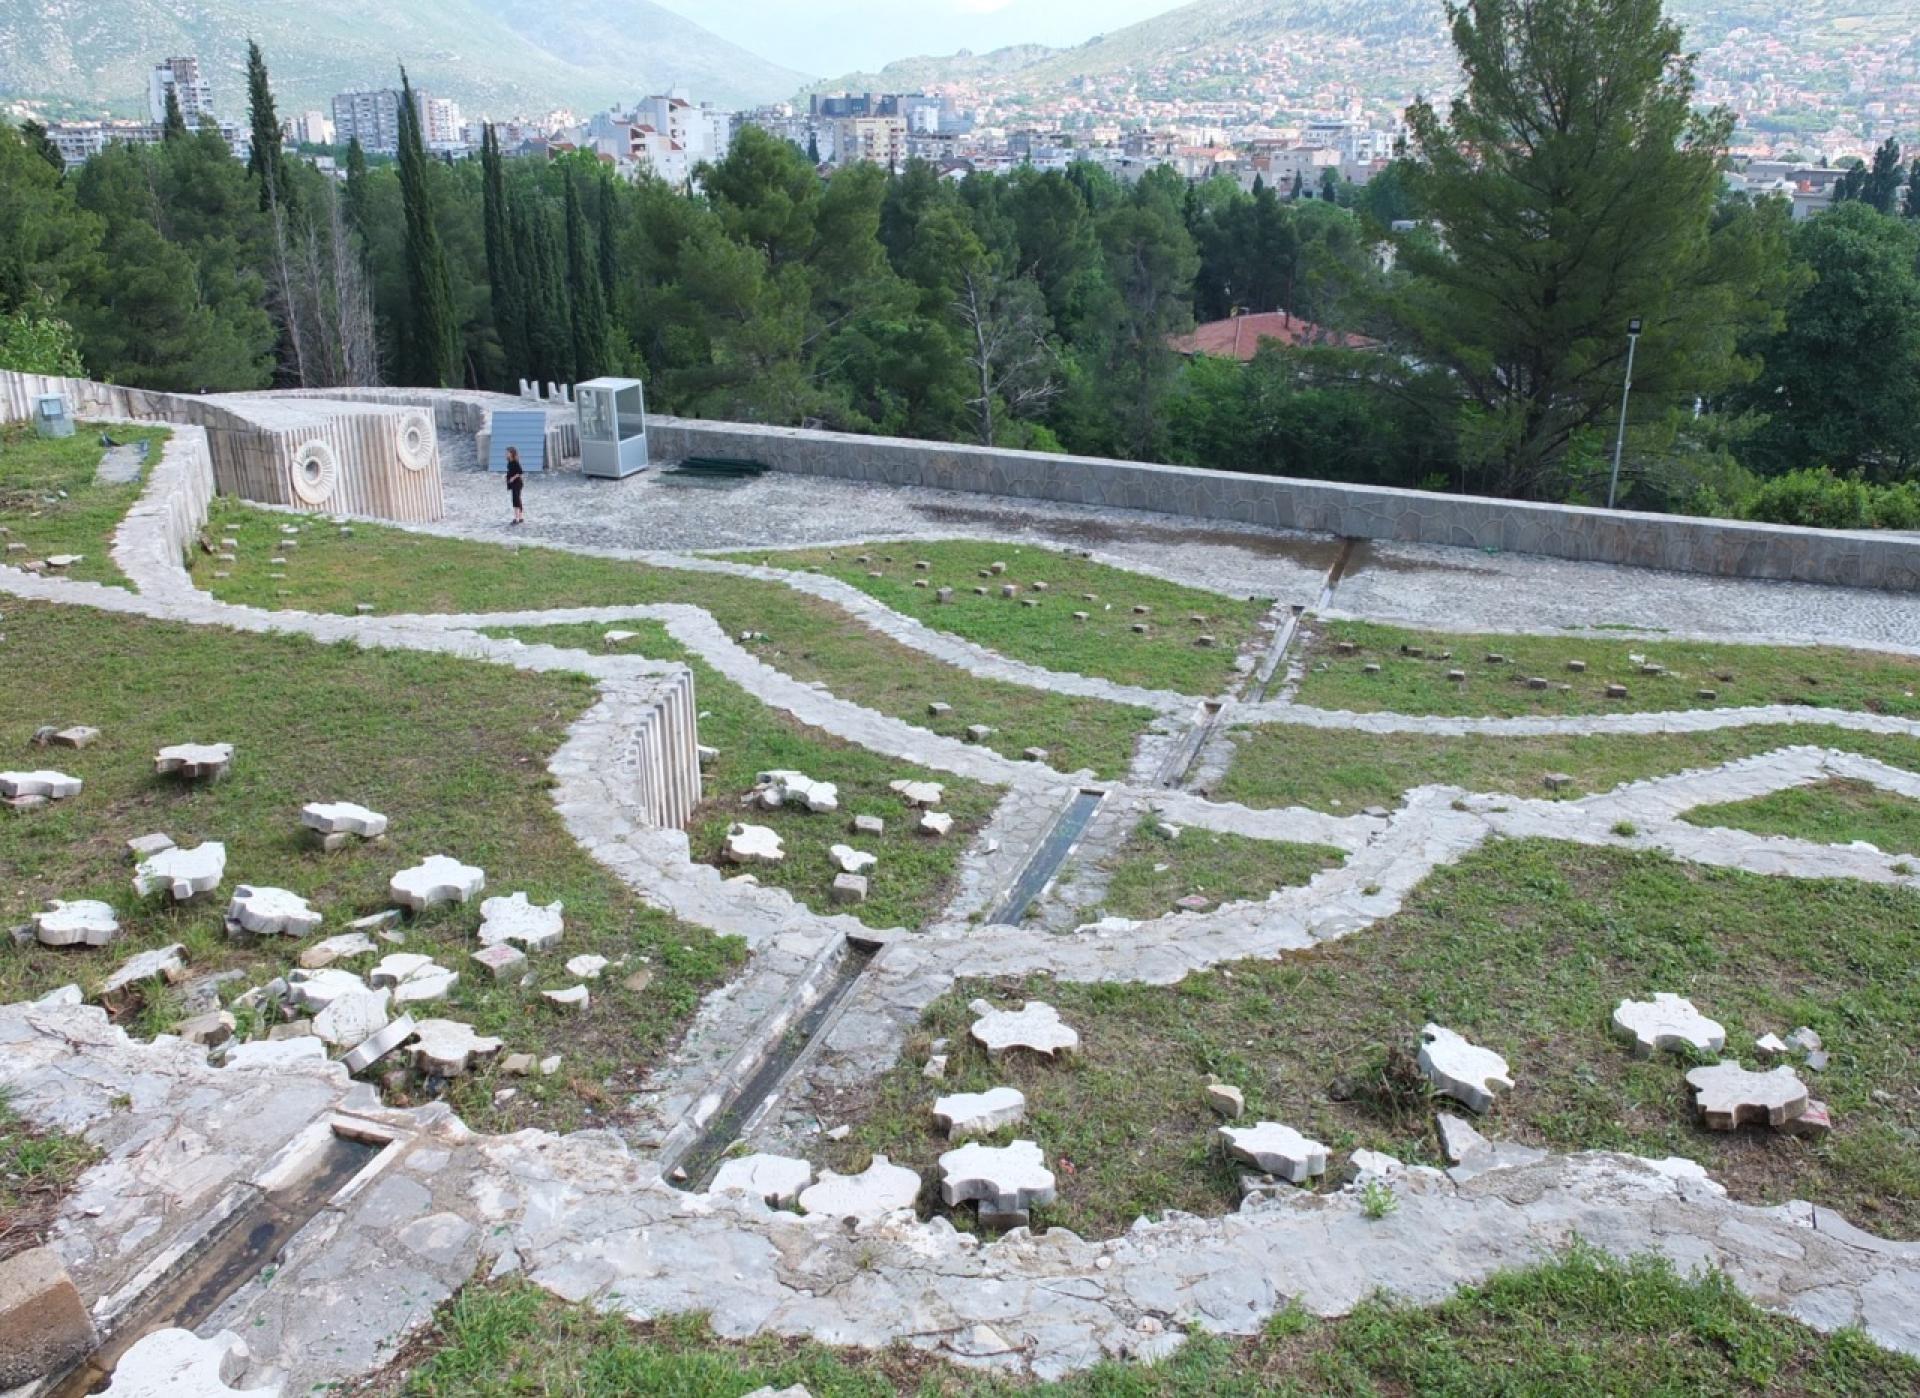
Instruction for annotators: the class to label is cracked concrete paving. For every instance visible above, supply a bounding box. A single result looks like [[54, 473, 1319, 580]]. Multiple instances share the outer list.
[[8, 422, 1920, 1387]]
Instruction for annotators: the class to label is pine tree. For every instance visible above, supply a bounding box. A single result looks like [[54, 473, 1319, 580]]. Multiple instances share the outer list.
[[396, 67, 460, 386], [563, 169, 611, 379], [244, 40, 291, 212], [480, 125, 527, 380], [1861, 137, 1904, 216], [163, 85, 187, 142], [20, 120, 64, 175]]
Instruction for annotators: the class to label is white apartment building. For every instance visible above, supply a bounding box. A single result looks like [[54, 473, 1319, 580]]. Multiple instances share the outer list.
[[331, 87, 464, 158], [148, 56, 214, 126]]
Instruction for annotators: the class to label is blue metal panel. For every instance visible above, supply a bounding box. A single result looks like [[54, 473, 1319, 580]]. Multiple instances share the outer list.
[[488, 411, 548, 473]]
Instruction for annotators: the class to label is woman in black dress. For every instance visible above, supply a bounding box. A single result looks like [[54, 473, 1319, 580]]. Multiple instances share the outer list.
[[505, 445, 525, 526]]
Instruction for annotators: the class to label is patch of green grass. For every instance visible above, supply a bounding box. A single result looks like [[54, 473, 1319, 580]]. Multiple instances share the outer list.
[[735, 538, 1271, 696], [0, 422, 172, 589], [1297, 619, 1920, 719], [373, 1247, 1920, 1395], [199, 504, 1152, 780], [831, 840, 1920, 1240], [490, 621, 998, 930], [1089, 817, 1343, 921], [0, 601, 742, 1135], [0, 1089, 98, 1263], [1217, 722, 1920, 812], [1685, 779, 1920, 858]]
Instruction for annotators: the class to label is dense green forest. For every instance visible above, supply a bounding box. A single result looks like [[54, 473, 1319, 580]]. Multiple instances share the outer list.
[[3, 0, 1919, 524]]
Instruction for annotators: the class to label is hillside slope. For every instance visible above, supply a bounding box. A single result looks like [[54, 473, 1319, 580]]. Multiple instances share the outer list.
[[0, 0, 808, 118]]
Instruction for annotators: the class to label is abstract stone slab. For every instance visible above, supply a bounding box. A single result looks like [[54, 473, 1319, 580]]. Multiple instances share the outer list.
[[724, 823, 785, 865], [0, 1246, 97, 1389], [389, 855, 485, 912], [286, 968, 370, 1013], [753, 769, 840, 813], [100, 943, 186, 995], [829, 843, 877, 875], [1217, 1121, 1330, 1183], [797, 1155, 921, 1224], [1417, 1023, 1514, 1114], [971, 1001, 1079, 1060], [470, 943, 527, 981], [369, 953, 457, 1004], [342, 1013, 417, 1073], [410, 1019, 503, 1077], [543, 984, 590, 1011], [830, 873, 868, 904], [1611, 993, 1726, 1059], [1685, 1061, 1810, 1130], [31, 899, 121, 948], [299, 933, 377, 970], [477, 892, 564, 950], [564, 954, 608, 980], [889, 779, 944, 808], [133, 842, 226, 902], [227, 885, 322, 938], [126, 832, 175, 859], [918, 811, 954, 838], [103, 1327, 281, 1397], [50, 726, 98, 749], [300, 801, 388, 838], [938, 1138, 1057, 1214], [176, 1010, 236, 1048], [932, 1086, 1026, 1139], [709, 1153, 814, 1208], [0, 770, 82, 800], [312, 983, 391, 1044], [153, 742, 233, 781]]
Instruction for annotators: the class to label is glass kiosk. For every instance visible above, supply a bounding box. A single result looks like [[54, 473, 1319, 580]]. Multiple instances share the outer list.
[[575, 377, 650, 479]]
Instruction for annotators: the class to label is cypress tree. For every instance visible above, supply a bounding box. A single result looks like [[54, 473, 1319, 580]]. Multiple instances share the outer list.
[[396, 67, 460, 386], [563, 169, 611, 379], [343, 137, 369, 236], [807, 130, 820, 165], [244, 40, 291, 211], [516, 198, 572, 387], [481, 126, 528, 381], [163, 85, 187, 141], [596, 170, 619, 303]]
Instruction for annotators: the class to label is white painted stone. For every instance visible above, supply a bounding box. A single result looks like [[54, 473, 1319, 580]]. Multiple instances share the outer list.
[[938, 1138, 1056, 1218], [889, 779, 944, 808], [724, 823, 785, 865], [45, 554, 82, 569], [471, 943, 527, 981], [1207, 1083, 1245, 1119], [51, 726, 99, 749], [0, 769, 82, 800], [389, 855, 485, 911], [299, 933, 377, 970], [918, 811, 954, 838], [286, 968, 370, 1013], [709, 1153, 814, 1208], [133, 842, 226, 902], [299, 801, 388, 838], [1217, 1121, 1329, 1183], [797, 1155, 922, 1224], [31, 899, 121, 948], [477, 892, 564, 950], [544, 984, 590, 1011], [754, 769, 840, 813], [102, 1326, 280, 1397], [1435, 1112, 1491, 1165], [1417, 1023, 1514, 1114], [1611, 993, 1726, 1058], [126, 832, 174, 859], [370, 953, 459, 1004], [227, 885, 322, 938], [313, 989, 393, 1050], [342, 1013, 417, 1073], [153, 742, 233, 781], [932, 1086, 1026, 1139], [830, 873, 868, 904], [602, 630, 637, 646], [1788, 1026, 1824, 1053], [829, 843, 877, 875], [1686, 1061, 1810, 1130], [410, 1019, 503, 1076], [564, 954, 608, 980], [1754, 1032, 1789, 1057], [100, 943, 186, 995], [852, 814, 885, 836], [971, 1001, 1079, 1060]]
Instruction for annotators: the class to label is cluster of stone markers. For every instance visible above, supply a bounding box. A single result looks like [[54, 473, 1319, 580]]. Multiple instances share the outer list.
[[1335, 636, 1736, 705], [0, 518, 85, 578], [720, 772, 955, 905], [8, 737, 600, 1094], [705, 998, 1080, 1230]]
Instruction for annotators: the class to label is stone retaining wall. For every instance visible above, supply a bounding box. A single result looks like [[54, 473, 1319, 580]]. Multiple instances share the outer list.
[[646, 416, 1920, 592]]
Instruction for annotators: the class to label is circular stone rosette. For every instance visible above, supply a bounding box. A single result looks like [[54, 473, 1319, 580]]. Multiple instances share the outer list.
[[288, 438, 339, 506], [395, 409, 435, 472]]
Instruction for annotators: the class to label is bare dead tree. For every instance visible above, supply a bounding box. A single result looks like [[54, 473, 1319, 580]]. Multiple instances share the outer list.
[[264, 181, 311, 386], [955, 265, 1062, 447], [327, 185, 380, 386]]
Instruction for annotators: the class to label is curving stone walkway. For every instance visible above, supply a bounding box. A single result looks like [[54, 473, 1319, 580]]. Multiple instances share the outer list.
[[7, 426, 1920, 1389]]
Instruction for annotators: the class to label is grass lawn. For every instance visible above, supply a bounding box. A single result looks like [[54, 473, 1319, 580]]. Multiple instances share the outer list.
[[1082, 817, 1344, 922], [0, 1090, 97, 1264], [732, 539, 1272, 696], [197, 504, 1153, 780], [1216, 722, 1920, 812], [1296, 619, 1920, 719], [825, 840, 1920, 1241], [0, 422, 172, 589], [490, 622, 999, 930], [1685, 779, 1920, 860], [364, 1247, 1919, 1395], [0, 601, 743, 1136]]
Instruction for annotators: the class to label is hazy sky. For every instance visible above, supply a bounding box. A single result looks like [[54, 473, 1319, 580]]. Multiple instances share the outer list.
[[654, 0, 1192, 78]]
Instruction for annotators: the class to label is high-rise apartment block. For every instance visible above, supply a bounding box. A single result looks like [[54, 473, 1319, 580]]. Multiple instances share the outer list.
[[148, 56, 214, 126]]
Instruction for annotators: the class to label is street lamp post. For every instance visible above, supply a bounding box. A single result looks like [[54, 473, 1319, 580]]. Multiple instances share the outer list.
[[1606, 317, 1642, 511]]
